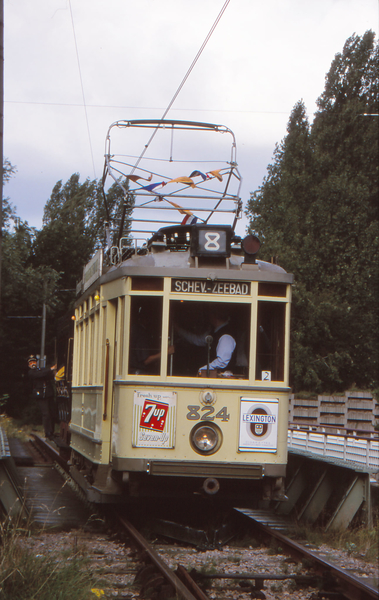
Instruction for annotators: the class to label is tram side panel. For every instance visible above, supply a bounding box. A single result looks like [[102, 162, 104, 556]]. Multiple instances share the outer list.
[[70, 293, 116, 466]]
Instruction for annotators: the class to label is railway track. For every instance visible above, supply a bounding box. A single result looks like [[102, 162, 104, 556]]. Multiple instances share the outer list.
[[6, 434, 378, 600], [109, 508, 378, 600], [235, 508, 378, 600]]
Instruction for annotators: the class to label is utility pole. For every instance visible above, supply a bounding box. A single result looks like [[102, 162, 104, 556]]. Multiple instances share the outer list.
[[0, 0, 4, 312]]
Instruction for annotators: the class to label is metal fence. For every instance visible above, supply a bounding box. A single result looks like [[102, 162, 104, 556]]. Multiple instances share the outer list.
[[288, 426, 379, 473]]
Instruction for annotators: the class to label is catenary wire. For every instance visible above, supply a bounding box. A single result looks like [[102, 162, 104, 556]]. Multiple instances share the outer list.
[[4, 100, 290, 116], [130, 0, 231, 175], [68, 0, 97, 178]]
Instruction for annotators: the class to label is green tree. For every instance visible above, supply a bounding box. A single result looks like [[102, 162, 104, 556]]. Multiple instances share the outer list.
[[32, 174, 99, 292], [247, 31, 379, 393], [0, 214, 60, 418], [0, 167, 133, 418], [247, 99, 314, 271], [32, 173, 133, 292]]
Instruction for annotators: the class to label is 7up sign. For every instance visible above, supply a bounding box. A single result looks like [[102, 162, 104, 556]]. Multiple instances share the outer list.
[[140, 400, 168, 432], [133, 390, 177, 448]]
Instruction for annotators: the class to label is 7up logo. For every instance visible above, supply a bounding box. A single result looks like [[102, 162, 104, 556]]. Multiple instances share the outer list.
[[140, 400, 169, 432]]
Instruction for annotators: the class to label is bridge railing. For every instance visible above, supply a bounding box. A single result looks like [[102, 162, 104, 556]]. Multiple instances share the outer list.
[[288, 425, 379, 473]]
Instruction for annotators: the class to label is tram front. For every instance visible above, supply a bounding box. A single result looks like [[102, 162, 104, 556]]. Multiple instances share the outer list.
[[70, 223, 293, 505]]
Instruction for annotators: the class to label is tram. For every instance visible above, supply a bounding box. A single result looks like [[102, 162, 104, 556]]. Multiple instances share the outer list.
[[68, 120, 293, 504]]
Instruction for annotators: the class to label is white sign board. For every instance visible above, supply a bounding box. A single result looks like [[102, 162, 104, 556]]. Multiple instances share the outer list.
[[239, 397, 279, 452], [132, 390, 176, 448]]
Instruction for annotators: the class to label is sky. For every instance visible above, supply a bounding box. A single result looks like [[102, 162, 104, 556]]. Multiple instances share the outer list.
[[3, 0, 378, 238]]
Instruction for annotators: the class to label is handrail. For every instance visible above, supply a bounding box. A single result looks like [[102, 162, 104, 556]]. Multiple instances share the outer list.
[[289, 423, 379, 440], [288, 428, 379, 471]]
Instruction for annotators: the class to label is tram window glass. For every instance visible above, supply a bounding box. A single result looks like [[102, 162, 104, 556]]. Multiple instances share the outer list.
[[131, 277, 164, 291], [258, 283, 287, 297], [128, 296, 163, 375], [256, 301, 285, 381], [168, 300, 250, 378]]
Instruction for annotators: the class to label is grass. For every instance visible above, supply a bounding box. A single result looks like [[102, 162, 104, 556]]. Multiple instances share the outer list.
[[291, 523, 379, 563], [0, 414, 104, 598], [0, 509, 97, 600], [0, 413, 38, 442]]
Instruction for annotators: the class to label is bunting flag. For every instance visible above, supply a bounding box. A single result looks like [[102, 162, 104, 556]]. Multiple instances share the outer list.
[[207, 169, 223, 181], [135, 168, 226, 192], [126, 173, 153, 183], [189, 170, 207, 181], [167, 176, 196, 188], [181, 214, 198, 225], [140, 181, 167, 192]]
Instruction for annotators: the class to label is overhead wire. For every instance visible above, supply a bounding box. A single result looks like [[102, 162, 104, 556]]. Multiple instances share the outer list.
[[68, 0, 97, 178], [4, 98, 291, 116], [130, 0, 231, 175]]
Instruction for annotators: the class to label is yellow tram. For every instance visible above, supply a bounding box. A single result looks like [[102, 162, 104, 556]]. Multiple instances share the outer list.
[[68, 120, 293, 504]]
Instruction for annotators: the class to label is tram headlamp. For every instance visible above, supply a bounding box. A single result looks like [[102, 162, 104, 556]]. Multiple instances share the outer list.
[[242, 234, 260, 264], [190, 423, 222, 455]]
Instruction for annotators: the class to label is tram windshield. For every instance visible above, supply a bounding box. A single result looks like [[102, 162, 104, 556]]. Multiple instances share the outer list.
[[127, 293, 286, 381], [169, 300, 251, 378]]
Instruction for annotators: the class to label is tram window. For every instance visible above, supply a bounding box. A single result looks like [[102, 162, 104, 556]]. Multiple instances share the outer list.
[[256, 301, 285, 381], [131, 277, 164, 291], [258, 283, 287, 297], [128, 296, 163, 375], [168, 300, 250, 378]]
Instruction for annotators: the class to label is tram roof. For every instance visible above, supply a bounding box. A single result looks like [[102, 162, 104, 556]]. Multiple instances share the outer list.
[[99, 248, 293, 288]]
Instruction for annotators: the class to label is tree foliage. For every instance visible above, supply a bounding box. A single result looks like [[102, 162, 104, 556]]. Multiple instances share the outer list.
[[32, 173, 133, 291], [247, 31, 379, 393], [0, 169, 133, 416]]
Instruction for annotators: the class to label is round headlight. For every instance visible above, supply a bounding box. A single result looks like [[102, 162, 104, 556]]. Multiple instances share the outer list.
[[190, 423, 222, 455]]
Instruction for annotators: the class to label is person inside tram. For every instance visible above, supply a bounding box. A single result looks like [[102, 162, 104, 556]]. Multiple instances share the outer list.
[[129, 310, 174, 375], [175, 305, 236, 376]]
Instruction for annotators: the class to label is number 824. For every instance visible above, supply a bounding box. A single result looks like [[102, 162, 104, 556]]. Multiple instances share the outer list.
[[186, 405, 230, 422]]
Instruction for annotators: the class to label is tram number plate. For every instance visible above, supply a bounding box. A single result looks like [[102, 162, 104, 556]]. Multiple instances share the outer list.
[[186, 405, 230, 421], [172, 279, 250, 295]]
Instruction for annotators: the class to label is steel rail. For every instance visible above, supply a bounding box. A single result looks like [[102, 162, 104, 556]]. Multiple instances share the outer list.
[[115, 512, 206, 600], [235, 509, 378, 600], [31, 433, 70, 472]]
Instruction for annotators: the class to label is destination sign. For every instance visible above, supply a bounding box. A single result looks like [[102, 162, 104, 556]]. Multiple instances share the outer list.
[[172, 279, 250, 295]]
